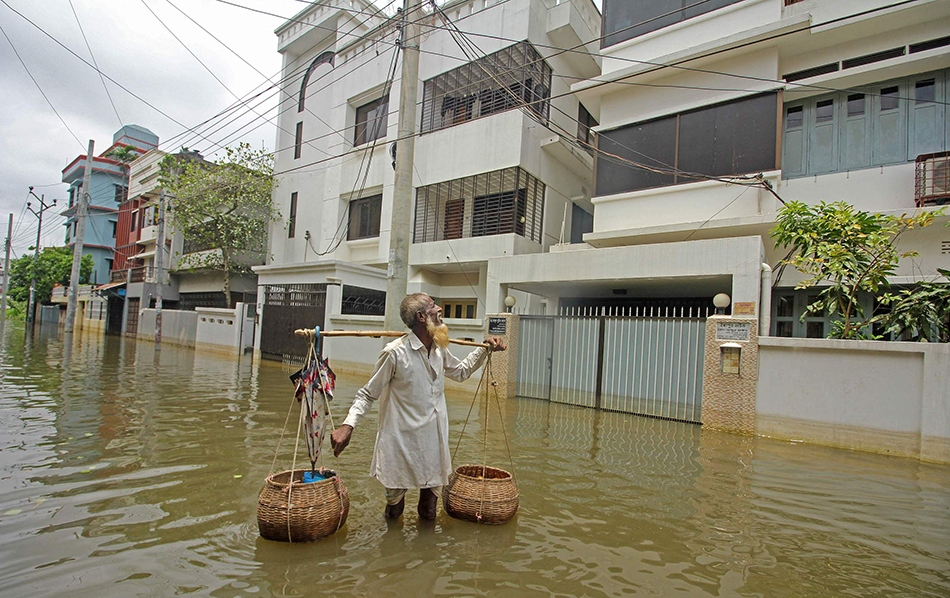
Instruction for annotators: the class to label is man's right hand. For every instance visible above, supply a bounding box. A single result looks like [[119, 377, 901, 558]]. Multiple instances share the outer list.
[[330, 424, 353, 457]]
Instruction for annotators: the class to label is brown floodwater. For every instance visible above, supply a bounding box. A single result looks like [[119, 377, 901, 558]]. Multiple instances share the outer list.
[[1, 321, 949, 597]]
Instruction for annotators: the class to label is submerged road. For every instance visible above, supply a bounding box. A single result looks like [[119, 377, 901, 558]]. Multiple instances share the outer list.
[[1, 321, 949, 597]]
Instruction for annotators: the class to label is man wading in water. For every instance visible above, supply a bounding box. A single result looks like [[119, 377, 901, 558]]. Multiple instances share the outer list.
[[330, 293, 506, 520]]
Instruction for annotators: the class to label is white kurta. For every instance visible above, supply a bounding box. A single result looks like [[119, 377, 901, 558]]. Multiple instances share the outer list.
[[342, 332, 487, 489]]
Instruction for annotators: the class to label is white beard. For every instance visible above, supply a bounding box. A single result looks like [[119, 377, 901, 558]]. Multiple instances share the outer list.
[[426, 316, 450, 350]]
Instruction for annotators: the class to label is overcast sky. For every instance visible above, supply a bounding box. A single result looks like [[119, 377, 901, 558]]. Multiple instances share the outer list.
[[0, 0, 340, 257], [0, 0, 601, 258]]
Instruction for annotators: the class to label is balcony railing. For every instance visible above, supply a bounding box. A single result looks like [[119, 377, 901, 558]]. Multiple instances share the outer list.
[[110, 269, 127, 283], [413, 166, 545, 244], [915, 151, 950, 207]]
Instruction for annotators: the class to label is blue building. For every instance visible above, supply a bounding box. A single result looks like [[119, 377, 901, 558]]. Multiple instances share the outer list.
[[61, 125, 158, 284]]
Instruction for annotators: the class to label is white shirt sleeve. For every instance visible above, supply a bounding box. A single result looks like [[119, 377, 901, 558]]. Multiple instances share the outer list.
[[443, 346, 488, 382], [343, 348, 396, 428]]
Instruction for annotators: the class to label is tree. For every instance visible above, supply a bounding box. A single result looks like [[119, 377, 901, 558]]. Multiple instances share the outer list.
[[875, 270, 950, 342], [772, 201, 941, 339], [159, 143, 279, 304], [105, 145, 139, 165], [7, 246, 94, 306]]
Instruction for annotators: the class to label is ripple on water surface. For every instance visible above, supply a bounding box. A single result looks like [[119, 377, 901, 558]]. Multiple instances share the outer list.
[[0, 322, 949, 597]]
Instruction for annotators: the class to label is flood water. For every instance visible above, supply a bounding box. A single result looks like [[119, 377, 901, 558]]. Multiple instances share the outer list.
[[1, 321, 949, 597]]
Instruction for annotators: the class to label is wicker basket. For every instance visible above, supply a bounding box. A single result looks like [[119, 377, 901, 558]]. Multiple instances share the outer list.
[[257, 469, 349, 542], [442, 464, 518, 525]]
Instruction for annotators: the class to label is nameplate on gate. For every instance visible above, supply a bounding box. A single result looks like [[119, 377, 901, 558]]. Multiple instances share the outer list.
[[488, 317, 507, 335], [716, 321, 751, 342]]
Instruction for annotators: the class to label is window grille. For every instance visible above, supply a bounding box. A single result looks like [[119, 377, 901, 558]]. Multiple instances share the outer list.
[[413, 166, 545, 244], [263, 283, 327, 307], [420, 41, 551, 134]]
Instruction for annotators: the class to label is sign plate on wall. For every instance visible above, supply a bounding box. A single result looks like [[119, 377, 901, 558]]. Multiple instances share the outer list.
[[716, 321, 751, 342], [733, 302, 756, 316], [488, 317, 507, 335]]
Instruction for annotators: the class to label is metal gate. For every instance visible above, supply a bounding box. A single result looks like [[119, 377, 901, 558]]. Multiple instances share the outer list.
[[260, 284, 326, 364], [516, 307, 708, 423]]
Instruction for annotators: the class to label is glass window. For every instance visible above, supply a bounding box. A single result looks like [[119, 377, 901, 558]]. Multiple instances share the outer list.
[[786, 106, 803, 128], [880, 86, 899, 111], [602, 0, 743, 48], [776, 321, 794, 337], [776, 295, 794, 318], [915, 79, 935, 104], [347, 194, 382, 240], [294, 121, 303, 159], [806, 321, 825, 338], [288, 192, 297, 239], [354, 95, 389, 146], [816, 99, 834, 123], [847, 94, 865, 116]]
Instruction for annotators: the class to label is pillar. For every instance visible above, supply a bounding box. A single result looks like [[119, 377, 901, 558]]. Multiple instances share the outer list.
[[484, 312, 519, 401], [701, 315, 759, 435]]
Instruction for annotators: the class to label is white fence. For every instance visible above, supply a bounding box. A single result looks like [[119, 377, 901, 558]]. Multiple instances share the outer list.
[[139, 309, 199, 347], [195, 304, 254, 353], [756, 337, 950, 463]]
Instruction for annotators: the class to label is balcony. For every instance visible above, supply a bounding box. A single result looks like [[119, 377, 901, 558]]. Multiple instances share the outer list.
[[915, 151, 950, 207], [412, 166, 545, 245], [544, 0, 601, 77]]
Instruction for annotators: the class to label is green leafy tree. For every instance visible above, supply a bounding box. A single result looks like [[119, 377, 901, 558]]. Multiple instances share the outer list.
[[7, 246, 94, 306], [772, 201, 940, 339], [105, 145, 139, 165], [875, 269, 950, 342], [159, 143, 278, 304]]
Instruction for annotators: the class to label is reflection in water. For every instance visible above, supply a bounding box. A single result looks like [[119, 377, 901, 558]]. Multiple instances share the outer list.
[[0, 322, 949, 597]]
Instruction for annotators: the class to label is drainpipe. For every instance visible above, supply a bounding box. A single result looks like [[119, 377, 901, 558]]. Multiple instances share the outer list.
[[760, 262, 772, 336]]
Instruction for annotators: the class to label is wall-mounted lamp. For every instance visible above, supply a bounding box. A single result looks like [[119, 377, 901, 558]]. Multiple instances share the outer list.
[[713, 293, 731, 315]]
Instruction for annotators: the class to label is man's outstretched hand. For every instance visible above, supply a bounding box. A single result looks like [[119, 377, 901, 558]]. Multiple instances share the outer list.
[[330, 424, 353, 457], [485, 336, 507, 352]]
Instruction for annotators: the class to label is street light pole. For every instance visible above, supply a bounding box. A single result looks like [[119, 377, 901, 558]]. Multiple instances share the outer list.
[[1, 214, 12, 321], [26, 188, 57, 325]]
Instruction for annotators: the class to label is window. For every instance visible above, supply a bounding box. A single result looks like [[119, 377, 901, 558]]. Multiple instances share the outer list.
[[414, 167, 545, 243], [72, 222, 77, 237], [577, 103, 598, 154], [596, 93, 778, 196], [442, 300, 476, 319], [602, 0, 744, 48], [421, 41, 552, 133], [106, 258, 114, 272], [131, 210, 137, 231], [68, 187, 75, 208], [288, 192, 298, 238], [111, 221, 117, 239], [783, 71, 950, 178], [815, 99, 834, 122], [347, 194, 382, 240], [294, 122, 303, 159], [114, 184, 128, 203], [880, 86, 899, 111], [786, 105, 803, 128], [570, 203, 593, 244], [916, 79, 936, 104], [298, 51, 334, 112], [354, 95, 389, 146], [847, 94, 865, 116]]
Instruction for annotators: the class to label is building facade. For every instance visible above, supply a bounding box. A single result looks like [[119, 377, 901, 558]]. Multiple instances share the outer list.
[[61, 125, 158, 285], [485, 0, 950, 338], [256, 0, 602, 361]]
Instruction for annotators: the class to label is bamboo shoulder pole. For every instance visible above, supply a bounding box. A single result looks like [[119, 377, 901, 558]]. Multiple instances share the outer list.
[[293, 328, 489, 348]]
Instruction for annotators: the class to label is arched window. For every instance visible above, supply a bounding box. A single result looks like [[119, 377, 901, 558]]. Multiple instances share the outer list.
[[298, 51, 335, 112]]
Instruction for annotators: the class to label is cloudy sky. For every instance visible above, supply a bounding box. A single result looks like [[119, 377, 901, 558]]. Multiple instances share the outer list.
[[0, 0, 350, 257], [0, 0, 601, 258]]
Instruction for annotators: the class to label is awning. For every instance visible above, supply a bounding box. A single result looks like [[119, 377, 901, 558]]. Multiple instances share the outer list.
[[94, 281, 127, 291]]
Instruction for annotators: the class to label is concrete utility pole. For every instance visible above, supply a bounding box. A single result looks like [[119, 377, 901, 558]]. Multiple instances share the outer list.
[[383, 0, 421, 331], [1, 214, 12, 320], [154, 188, 166, 346], [65, 139, 94, 334], [26, 189, 56, 324]]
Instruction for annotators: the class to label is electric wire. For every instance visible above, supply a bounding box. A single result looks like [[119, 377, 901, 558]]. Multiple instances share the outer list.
[[67, 0, 123, 127], [0, 22, 86, 151]]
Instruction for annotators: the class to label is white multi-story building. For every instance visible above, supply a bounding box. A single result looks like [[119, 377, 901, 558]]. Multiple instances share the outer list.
[[255, 0, 603, 361], [485, 0, 950, 338]]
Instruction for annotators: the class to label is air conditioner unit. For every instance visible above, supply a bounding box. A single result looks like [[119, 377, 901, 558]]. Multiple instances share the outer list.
[[915, 152, 950, 207]]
